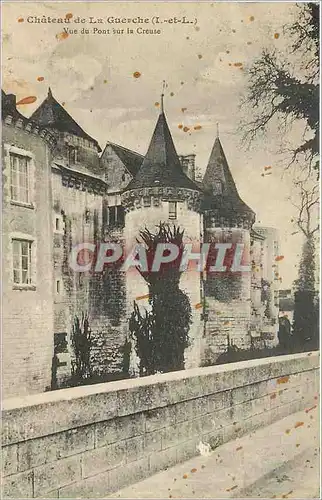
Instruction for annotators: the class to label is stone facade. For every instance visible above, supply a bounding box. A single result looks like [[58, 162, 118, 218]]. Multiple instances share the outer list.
[[2, 88, 280, 398], [2, 93, 56, 398]]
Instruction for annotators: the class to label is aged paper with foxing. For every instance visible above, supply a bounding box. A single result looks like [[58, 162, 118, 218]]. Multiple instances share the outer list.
[[1, 2, 320, 499]]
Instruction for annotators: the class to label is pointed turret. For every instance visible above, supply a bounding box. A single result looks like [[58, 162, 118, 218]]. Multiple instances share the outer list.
[[202, 136, 255, 222], [31, 88, 101, 151], [126, 108, 200, 192]]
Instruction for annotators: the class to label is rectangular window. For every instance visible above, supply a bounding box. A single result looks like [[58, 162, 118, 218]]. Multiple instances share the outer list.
[[55, 217, 60, 231], [12, 239, 32, 285], [108, 205, 125, 228], [169, 201, 177, 220], [68, 146, 78, 165], [56, 280, 61, 294], [10, 153, 30, 203]]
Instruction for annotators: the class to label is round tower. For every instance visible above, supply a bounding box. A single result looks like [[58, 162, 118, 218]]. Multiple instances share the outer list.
[[121, 99, 203, 372], [201, 134, 255, 364]]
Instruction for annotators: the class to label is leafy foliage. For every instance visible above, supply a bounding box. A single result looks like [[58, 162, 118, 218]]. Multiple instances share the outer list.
[[129, 223, 192, 375], [292, 237, 319, 349], [70, 312, 92, 382]]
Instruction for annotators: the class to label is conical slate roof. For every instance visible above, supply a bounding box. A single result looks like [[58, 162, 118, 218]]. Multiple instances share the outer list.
[[31, 88, 101, 151], [202, 136, 255, 220], [126, 111, 201, 192]]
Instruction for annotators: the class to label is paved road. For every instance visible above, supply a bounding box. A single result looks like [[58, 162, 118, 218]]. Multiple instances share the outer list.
[[111, 405, 320, 499]]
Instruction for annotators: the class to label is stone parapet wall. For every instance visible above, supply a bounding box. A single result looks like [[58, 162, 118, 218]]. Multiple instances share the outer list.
[[2, 352, 319, 498]]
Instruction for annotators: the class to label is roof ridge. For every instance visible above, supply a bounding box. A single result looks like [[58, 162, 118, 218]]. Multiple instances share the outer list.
[[108, 141, 144, 158]]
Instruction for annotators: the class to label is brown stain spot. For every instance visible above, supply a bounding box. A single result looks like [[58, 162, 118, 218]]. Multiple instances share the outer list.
[[234, 62, 243, 67], [16, 96, 37, 106], [305, 405, 317, 413], [296, 443, 300, 447], [181, 107, 187, 113], [233, 421, 237, 425], [170, 92, 174, 97], [194, 125, 202, 130], [133, 71, 141, 79], [201, 465, 205, 469], [18, 17, 24, 23], [195, 303, 202, 310], [198, 54, 203, 59], [62, 102, 66, 106], [232, 29, 236, 33], [226, 50, 230, 54], [178, 124, 183, 129], [186, 36, 190, 40], [249, 16, 255, 21], [224, 320, 231, 326], [66, 13, 73, 19], [228, 63, 232, 67], [56, 31, 69, 41], [264, 165, 272, 170], [226, 485, 238, 492], [183, 126, 190, 132], [247, 41, 252, 45], [90, 86, 94, 91], [270, 393, 277, 400], [277, 376, 289, 384], [236, 446, 242, 451], [275, 255, 284, 261], [282, 491, 293, 499], [37, 77, 44, 82], [104, 79, 108, 84], [155, 102, 160, 107], [285, 429, 291, 434], [294, 421, 304, 429], [274, 33, 280, 39], [314, 395, 318, 400], [136, 294, 150, 301], [191, 468, 197, 473], [195, 26, 200, 31], [308, 352, 312, 356], [181, 81, 184, 85], [183, 474, 188, 479]]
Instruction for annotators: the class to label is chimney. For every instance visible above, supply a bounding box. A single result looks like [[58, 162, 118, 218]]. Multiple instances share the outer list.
[[178, 154, 196, 181]]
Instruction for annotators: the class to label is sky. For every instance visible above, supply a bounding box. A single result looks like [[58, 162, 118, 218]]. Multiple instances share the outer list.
[[2, 1, 319, 287]]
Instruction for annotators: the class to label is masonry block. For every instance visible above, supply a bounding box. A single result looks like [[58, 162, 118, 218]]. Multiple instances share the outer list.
[[2, 470, 33, 499], [82, 440, 126, 479], [95, 413, 145, 448], [33, 455, 81, 497], [126, 435, 145, 462], [2, 445, 18, 477], [58, 470, 109, 499], [145, 406, 176, 433], [108, 457, 150, 494], [149, 445, 178, 474], [144, 430, 162, 452], [18, 425, 94, 472]]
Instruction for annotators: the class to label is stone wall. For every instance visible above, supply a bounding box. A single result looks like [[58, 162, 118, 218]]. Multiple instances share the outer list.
[[2, 122, 54, 398], [2, 352, 319, 499]]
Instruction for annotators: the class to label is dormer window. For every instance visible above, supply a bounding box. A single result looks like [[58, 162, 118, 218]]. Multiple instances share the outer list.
[[213, 179, 223, 195], [68, 145, 78, 165]]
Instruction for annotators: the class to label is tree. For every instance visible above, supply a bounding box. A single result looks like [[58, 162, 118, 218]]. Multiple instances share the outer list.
[[241, 3, 319, 173], [290, 179, 319, 349], [70, 312, 93, 382], [129, 223, 192, 375]]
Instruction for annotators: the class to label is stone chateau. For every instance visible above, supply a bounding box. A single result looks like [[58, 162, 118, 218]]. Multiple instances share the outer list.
[[2, 88, 280, 398]]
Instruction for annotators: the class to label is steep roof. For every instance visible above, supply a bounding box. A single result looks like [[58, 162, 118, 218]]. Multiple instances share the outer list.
[[104, 142, 143, 177], [126, 111, 201, 192], [30, 88, 101, 151], [202, 136, 255, 220]]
